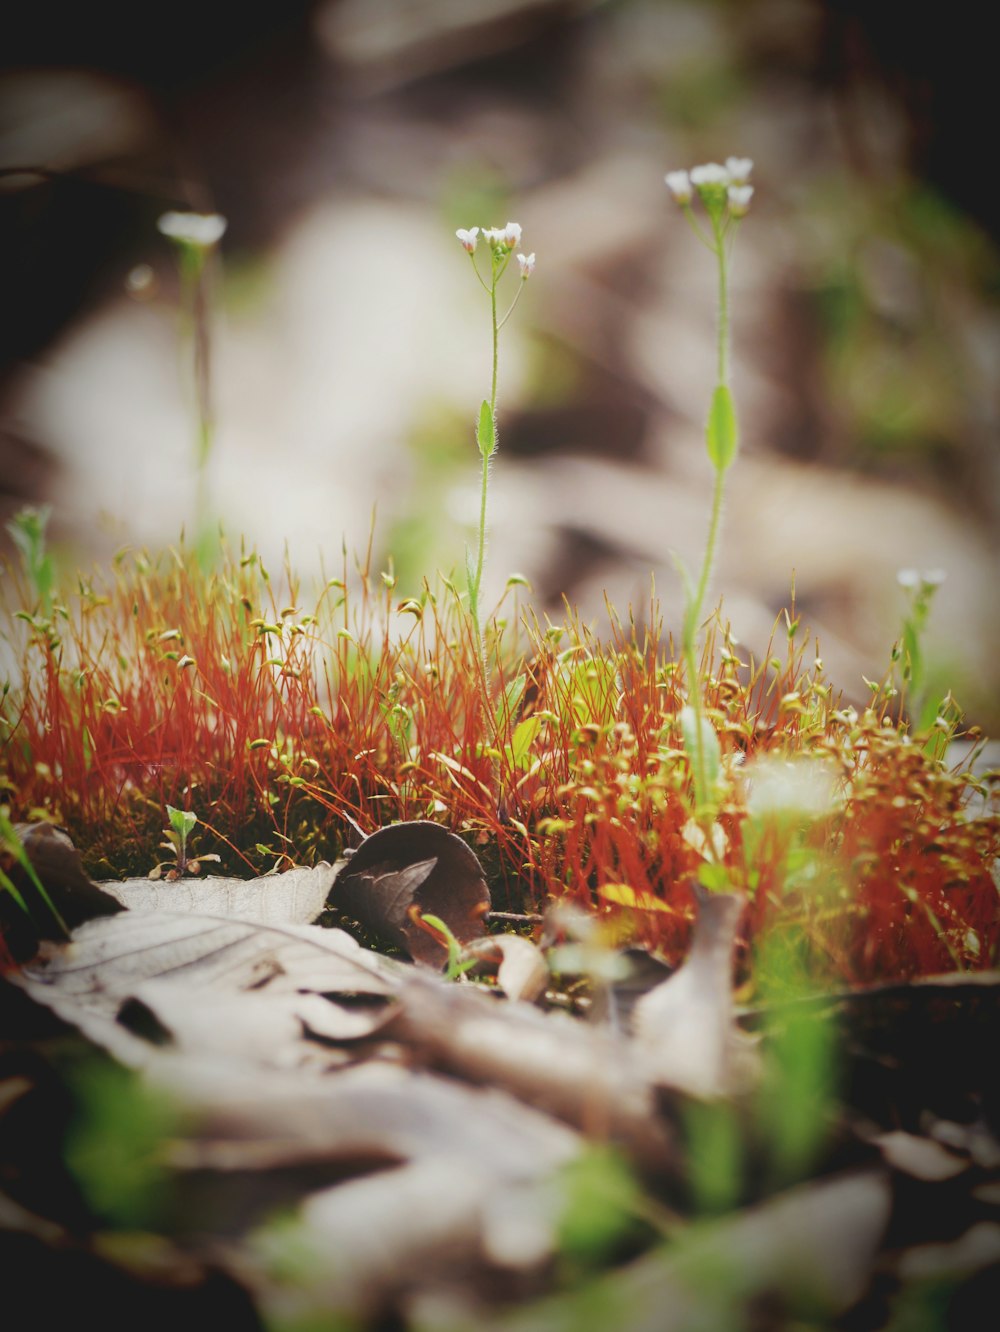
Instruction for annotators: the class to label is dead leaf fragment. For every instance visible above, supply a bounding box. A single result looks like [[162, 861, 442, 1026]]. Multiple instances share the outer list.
[[5, 822, 124, 927], [14, 910, 401, 1066], [329, 821, 490, 965], [465, 934, 549, 1003], [103, 862, 337, 925], [631, 888, 758, 1098], [873, 1130, 968, 1181]]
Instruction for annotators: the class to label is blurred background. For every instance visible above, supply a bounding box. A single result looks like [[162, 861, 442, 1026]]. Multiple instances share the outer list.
[[2, 0, 998, 724]]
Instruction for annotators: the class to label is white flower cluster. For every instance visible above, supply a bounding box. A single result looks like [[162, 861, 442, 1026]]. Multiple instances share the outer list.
[[664, 157, 754, 217], [157, 211, 228, 247], [455, 220, 534, 277], [897, 568, 946, 590]]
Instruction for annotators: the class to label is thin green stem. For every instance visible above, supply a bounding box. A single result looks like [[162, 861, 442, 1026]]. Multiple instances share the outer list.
[[713, 217, 729, 385], [694, 461, 726, 632], [683, 213, 732, 835]]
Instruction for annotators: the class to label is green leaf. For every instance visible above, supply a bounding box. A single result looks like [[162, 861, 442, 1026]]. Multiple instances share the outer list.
[[507, 715, 543, 770], [476, 399, 496, 458], [706, 383, 738, 472], [465, 547, 478, 622], [680, 704, 721, 803], [166, 805, 197, 840], [494, 673, 526, 731], [697, 861, 731, 893]]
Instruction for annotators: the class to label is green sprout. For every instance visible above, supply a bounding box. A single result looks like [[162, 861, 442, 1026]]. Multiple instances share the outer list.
[[5, 505, 55, 617], [411, 910, 477, 980], [893, 567, 954, 749], [149, 803, 220, 880], [664, 157, 754, 843], [455, 221, 534, 752]]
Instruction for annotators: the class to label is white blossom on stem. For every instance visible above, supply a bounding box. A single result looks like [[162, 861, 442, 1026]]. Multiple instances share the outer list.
[[483, 221, 522, 251], [516, 251, 536, 279], [727, 185, 754, 217], [725, 156, 754, 184], [157, 211, 227, 247], [664, 170, 693, 204], [689, 162, 731, 187], [456, 226, 480, 253]]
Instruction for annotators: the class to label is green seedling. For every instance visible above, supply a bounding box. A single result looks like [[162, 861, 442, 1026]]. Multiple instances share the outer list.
[[409, 909, 477, 980], [664, 157, 754, 848], [455, 222, 535, 754], [893, 567, 955, 752], [5, 505, 55, 618], [149, 803, 220, 880]]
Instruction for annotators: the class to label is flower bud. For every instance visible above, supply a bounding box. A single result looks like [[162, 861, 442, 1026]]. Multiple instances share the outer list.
[[727, 185, 754, 218], [157, 211, 227, 247], [725, 156, 753, 184], [664, 170, 693, 205]]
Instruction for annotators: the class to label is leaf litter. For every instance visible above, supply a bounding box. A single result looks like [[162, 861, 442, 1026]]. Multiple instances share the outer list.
[[2, 820, 999, 1328]]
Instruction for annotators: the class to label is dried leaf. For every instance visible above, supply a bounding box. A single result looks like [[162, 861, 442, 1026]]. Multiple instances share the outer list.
[[490, 936, 550, 1004], [14, 911, 400, 1066], [158, 1059, 580, 1179], [330, 821, 490, 965], [103, 862, 336, 925], [631, 888, 759, 1097], [872, 1130, 968, 1181], [496, 1169, 891, 1332], [898, 1221, 1000, 1281], [387, 969, 676, 1173], [5, 822, 123, 927]]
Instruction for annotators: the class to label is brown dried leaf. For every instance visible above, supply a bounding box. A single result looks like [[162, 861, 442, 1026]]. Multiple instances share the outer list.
[[329, 821, 490, 965], [13, 910, 400, 1066], [386, 968, 676, 1173], [464, 935, 549, 1003], [5, 822, 123, 927], [157, 1058, 580, 1178], [103, 862, 337, 925], [872, 1130, 968, 1181], [631, 888, 759, 1098]]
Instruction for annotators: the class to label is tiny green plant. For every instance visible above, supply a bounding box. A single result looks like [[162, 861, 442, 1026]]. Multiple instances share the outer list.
[[893, 567, 953, 745], [150, 803, 220, 880], [664, 157, 754, 842], [409, 908, 477, 980], [5, 505, 55, 619], [157, 209, 228, 565], [454, 221, 535, 753]]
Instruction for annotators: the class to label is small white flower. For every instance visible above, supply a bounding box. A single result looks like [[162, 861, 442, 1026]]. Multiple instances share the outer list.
[[725, 156, 754, 183], [484, 221, 522, 251], [456, 226, 479, 253], [689, 162, 731, 187], [157, 211, 227, 247], [664, 170, 693, 204], [516, 251, 536, 278], [898, 567, 946, 589], [727, 184, 754, 217]]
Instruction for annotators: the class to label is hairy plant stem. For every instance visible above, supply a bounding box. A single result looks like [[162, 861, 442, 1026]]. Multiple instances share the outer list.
[[685, 210, 732, 829], [469, 262, 502, 766], [179, 244, 217, 568]]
